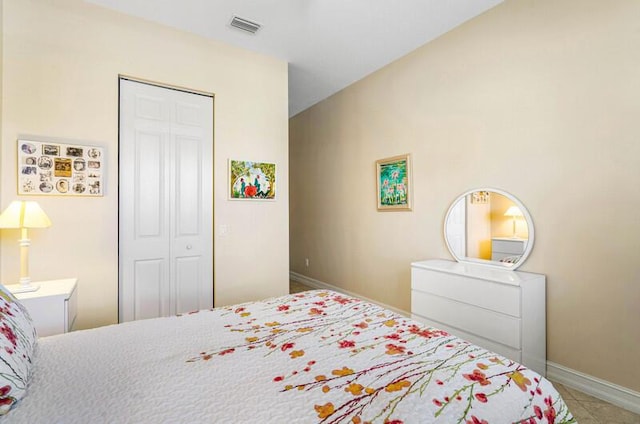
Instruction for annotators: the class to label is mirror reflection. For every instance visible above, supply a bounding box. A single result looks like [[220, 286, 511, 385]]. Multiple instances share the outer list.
[[445, 190, 532, 268]]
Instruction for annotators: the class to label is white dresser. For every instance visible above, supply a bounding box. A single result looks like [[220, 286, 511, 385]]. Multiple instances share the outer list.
[[8, 278, 78, 337], [411, 259, 546, 376], [491, 237, 527, 261]]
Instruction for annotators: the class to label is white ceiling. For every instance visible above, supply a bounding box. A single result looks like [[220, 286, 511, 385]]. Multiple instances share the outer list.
[[86, 0, 503, 116]]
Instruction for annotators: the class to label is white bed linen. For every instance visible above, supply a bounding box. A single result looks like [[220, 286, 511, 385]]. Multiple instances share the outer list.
[[3, 290, 574, 423]]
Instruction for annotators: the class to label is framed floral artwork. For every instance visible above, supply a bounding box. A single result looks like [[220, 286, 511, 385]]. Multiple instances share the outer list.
[[376, 154, 411, 211], [229, 159, 276, 200]]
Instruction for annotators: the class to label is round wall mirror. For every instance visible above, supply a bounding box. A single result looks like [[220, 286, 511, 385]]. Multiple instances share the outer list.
[[444, 188, 535, 270]]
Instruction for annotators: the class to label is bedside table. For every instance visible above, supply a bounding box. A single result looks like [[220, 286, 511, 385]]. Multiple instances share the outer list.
[[6, 278, 78, 337]]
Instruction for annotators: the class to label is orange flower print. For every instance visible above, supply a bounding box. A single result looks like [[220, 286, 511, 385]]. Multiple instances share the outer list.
[[489, 356, 504, 365], [322, 385, 331, 393], [365, 387, 376, 394], [309, 308, 323, 315], [463, 369, 491, 386], [477, 363, 489, 370], [265, 321, 280, 327], [385, 343, 406, 355], [383, 319, 397, 327], [315, 375, 327, 382], [332, 366, 355, 377], [315, 402, 335, 419], [245, 337, 258, 343], [508, 370, 531, 392], [345, 383, 364, 395], [333, 295, 350, 305], [408, 324, 448, 339], [240, 312, 251, 317], [385, 380, 411, 392], [354, 322, 368, 329], [297, 327, 313, 333], [289, 350, 305, 359]]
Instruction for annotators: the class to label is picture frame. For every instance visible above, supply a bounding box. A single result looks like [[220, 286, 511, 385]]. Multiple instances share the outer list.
[[376, 154, 412, 211], [229, 159, 276, 200], [471, 190, 490, 204], [17, 139, 104, 196]]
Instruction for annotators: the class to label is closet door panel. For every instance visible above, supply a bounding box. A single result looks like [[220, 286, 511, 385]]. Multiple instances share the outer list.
[[120, 79, 213, 323]]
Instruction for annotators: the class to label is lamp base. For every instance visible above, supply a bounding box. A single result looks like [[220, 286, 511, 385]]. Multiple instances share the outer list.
[[5, 283, 40, 294]]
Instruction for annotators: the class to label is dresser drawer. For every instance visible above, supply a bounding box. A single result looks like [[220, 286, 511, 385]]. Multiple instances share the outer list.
[[411, 267, 520, 317], [492, 239, 525, 254], [411, 260, 546, 376], [411, 314, 522, 363], [412, 290, 521, 349]]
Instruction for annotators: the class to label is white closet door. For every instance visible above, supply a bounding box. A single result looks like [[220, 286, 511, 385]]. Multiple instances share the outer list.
[[119, 79, 213, 322]]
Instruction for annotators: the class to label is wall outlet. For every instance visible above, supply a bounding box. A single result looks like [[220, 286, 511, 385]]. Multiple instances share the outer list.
[[305, 258, 309, 267]]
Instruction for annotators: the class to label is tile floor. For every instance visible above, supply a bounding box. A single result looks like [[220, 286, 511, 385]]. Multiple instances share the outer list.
[[551, 381, 640, 424], [288, 280, 640, 423]]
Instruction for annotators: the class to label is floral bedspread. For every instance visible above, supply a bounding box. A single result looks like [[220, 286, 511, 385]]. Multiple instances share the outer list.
[[189, 290, 574, 424], [5, 290, 574, 423]]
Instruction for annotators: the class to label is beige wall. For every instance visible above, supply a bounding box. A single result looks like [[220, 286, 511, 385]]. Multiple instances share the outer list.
[[290, 0, 640, 391], [0, 0, 289, 329]]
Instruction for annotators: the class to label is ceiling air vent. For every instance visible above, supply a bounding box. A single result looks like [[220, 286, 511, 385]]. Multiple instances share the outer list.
[[230, 16, 261, 35]]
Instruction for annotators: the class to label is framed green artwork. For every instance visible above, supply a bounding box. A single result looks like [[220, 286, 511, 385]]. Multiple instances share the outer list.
[[376, 154, 411, 211], [229, 159, 276, 200]]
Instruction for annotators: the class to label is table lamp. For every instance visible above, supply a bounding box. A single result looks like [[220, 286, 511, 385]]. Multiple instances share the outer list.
[[0, 200, 52, 293], [504, 205, 523, 238]]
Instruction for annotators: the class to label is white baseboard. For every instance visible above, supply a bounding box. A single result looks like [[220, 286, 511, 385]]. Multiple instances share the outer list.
[[291, 271, 640, 416], [289, 271, 410, 318], [547, 362, 640, 414]]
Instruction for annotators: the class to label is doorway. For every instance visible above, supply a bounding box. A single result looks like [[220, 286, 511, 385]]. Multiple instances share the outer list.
[[118, 78, 214, 322]]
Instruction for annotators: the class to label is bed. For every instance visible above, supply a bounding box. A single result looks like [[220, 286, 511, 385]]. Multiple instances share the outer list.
[[0, 287, 574, 423]]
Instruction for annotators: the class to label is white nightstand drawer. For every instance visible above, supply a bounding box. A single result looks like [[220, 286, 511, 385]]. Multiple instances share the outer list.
[[411, 267, 521, 317], [412, 290, 521, 349]]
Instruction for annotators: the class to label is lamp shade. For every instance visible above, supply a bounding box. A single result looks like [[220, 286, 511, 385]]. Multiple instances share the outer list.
[[0, 201, 52, 229], [504, 206, 523, 218]]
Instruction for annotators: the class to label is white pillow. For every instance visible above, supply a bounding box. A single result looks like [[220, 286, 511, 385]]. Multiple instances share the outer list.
[[0, 284, 38, 414]]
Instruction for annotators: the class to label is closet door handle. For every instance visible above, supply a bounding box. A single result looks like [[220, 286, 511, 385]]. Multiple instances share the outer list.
[[186, 244, 192, 250]]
